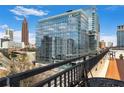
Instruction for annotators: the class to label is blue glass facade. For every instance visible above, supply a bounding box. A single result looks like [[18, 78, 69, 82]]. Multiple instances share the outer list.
[[117, 25, 124, 47], [36, 9, 89, 63]]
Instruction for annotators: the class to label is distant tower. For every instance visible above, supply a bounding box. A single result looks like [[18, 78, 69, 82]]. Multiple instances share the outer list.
[[22, 17, 29, 45], [5, 28, 13, 41], [85, 6, 100, 51], [117, 25, 124, 47]]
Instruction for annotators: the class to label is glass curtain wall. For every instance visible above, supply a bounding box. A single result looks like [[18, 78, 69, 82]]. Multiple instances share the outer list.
[[36, 10, 89, 63]]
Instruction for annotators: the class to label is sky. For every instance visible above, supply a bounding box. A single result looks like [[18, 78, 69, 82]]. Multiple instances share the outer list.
[[0, 5, 124, 45]]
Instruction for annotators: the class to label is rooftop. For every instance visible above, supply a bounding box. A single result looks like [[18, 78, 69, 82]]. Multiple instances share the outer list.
[[39, 9, 88, 22]]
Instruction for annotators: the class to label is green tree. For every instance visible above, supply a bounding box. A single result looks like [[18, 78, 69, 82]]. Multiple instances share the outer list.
[[119, 54, 123, 60]]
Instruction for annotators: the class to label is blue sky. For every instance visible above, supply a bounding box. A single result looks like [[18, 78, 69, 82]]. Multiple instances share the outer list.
[[0, 5, 123, 45]]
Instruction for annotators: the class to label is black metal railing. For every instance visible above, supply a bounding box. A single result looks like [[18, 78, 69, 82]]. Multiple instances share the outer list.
[[78, 78, 124, 87], [33, 49, 108, 87], [0, 77, 7, 87], [0, 49, 109, 87]]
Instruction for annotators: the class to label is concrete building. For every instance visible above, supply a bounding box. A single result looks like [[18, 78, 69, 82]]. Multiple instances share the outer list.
[[36, 9, 89, 63], [0, 38, 10, 48], [5, 28, 13, 41], [107, 42, 113, 47], [117, 25, 124, 47], [2, 41, 25, 49], [99, 40, 106, 49], [22, 17, 29, 45], [0, 40, 1, 49]]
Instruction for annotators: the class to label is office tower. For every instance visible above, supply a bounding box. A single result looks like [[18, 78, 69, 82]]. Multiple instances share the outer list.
[[5, 28, 13, 41], [85, 7, 100, 51], [22, 17, 29, 45], [36, 9, 89, 63], [117, 25, 124, 47]]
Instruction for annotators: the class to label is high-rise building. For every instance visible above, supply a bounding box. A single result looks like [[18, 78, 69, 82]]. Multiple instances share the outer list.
[[5, 28, 13, 41], [85, 7, 100, 51], [36, 9, 89, 63], [22, 17, 29, 45], [117, 25, 124, 47]]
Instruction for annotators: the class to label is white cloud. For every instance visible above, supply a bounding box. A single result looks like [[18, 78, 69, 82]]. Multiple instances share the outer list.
[[29, 32, 35, 44], [0, 31, 4, 38], [100, 35, 117, 46], [15, 16, 23, 20], [0, 24, 9, 30], [14, 30, 35, 44], [10, 6, 48, 17]]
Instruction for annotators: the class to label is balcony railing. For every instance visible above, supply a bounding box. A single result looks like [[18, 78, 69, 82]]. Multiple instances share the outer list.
[[0, 48, 110, 87], [78, 78, 124, 87]]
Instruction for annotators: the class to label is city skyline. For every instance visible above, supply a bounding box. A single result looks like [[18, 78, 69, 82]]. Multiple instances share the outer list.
[[0, 5, 124, 45]]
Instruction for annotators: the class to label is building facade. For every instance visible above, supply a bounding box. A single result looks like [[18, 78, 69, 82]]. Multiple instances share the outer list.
[[5, 28, 13, 41], [2, 41, 25, 49], [99, 40, 106, 49], [0, 38, 10, 48], [22, 17, 29, 45], [107, 42, 113, 47], [36, 9, 89, 63], [117, 25, 124, 47], [85, 7, 100, 51]]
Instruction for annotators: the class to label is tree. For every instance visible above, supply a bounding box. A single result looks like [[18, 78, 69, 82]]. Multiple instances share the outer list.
[[119, 54, 123, 60], [5, 52, 58, 87], [9, 53, 35, 86]]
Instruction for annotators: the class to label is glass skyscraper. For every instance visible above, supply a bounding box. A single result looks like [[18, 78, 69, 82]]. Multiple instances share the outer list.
[[85, 7, 100, 51], [36, 9, 90, 63], [117, 25, 124, 47]]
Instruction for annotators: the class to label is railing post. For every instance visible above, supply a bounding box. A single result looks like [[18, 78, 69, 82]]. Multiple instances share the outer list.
[[6, 77, 10, 87], [83, 57, 86, 61], [9, 79, 20, 87], [81, 62, 90, 87]]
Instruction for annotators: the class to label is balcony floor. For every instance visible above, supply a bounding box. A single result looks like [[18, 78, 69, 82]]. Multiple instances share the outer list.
[[106, 58, 124, 81]]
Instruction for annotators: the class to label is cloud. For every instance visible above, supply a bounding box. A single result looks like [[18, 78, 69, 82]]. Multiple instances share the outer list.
[[29, 32, 35, 44], [0, 31, 4, 38], [15, 16, 23, 20], [100, 35, 117, 46], [0, 24, 9, 30], [10, 6, 48, 17], [14, 30, 35, 44]]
